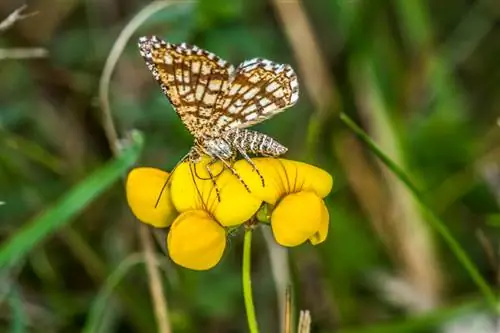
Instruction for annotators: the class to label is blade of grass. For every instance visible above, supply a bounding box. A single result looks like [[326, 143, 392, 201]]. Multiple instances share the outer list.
[[83, 253, 144, 333], [1, 130, 65, 175], [83, 252, 170, 333], [0, 131, 143, 269], [59, 226, 157, 332], [339, 113, 498, 313]]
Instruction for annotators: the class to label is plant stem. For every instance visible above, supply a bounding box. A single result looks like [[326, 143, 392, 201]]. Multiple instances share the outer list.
[[243, 228, 259, 333], [339, 112, 499, 313], [98, 2, 177, 331]]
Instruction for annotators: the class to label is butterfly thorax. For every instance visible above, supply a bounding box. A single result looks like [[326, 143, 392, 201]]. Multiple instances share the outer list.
[[196, 136, 235, 160]]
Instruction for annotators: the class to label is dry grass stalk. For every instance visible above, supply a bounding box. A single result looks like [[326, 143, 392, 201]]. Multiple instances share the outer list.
[[98, 1, 179, 333], [0, 5, 38, 33], [270, 0, 391, 325], [0, 5, 47, 60], [297, 310, 311, 333]]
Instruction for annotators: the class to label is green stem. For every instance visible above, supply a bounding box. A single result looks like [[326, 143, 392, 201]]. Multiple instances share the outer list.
[[243, 228, 259, 333], [339, 112, 499, 313]]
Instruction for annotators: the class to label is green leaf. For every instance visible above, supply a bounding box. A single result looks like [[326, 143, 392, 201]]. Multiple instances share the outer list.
[[0, 131, 144, 269]]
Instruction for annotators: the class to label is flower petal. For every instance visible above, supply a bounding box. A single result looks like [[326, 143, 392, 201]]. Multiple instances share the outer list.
[[170, 156, 262, 226], [309, 200, 329, 245], [126, 167, 177, 228], [271, 191, 324, 247], [167, 210, 226, 270], [234, 158, 333, 205]]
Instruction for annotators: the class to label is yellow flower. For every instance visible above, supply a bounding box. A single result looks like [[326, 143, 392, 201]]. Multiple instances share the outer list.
[[233, 158, 333, 247], [170, 156, 263, 227], [125, 156, 332, 269], [167, 210, 226, 270], [165, 156, 264, 269], [126, 157, 263, 270], [126, 167, 176, 228]]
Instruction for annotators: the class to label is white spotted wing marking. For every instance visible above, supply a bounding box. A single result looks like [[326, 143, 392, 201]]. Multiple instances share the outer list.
[[214, 58, 299, 131], [138, 36, 234, 138], [138, 36, 299, 137]]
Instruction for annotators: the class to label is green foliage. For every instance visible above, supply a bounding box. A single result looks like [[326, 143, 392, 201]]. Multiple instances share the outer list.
[[0, 132, 143, 269], [83, 254, 148, 333], [1, 0, 499, 332]]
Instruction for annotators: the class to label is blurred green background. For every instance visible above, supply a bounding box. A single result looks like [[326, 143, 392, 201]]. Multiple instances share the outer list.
[[1, 0, 500, 332]]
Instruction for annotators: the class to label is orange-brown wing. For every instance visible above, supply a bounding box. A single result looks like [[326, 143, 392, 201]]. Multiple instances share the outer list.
[[213, 58, 299, 131], [138, 36, 234, 138]]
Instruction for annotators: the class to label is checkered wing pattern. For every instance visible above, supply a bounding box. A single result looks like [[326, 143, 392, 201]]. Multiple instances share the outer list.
[[138, 36, 234, 138], [214, 58, 299, 131]]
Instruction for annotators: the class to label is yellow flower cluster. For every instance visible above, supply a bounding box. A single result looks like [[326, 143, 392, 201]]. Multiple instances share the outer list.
[[126, 157, 333, 270]]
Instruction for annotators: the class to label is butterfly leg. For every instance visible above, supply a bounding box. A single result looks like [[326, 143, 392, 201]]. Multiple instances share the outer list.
[[204, 158, 222, 202], [234, 146, 265, 188], [216, 156, 252, 194], [192, 159, 225, 181], [189, 157, 222, 202], [190, 146, 226, 181], [223, 129, 265, 187]]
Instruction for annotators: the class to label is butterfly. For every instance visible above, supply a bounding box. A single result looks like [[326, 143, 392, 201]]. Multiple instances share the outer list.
[[138, 36, 299, 201]]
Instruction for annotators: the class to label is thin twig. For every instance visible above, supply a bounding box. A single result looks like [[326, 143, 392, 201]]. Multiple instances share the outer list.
[[0, 5, 38, 33], [98, 1, 178, 333], [99, 0, 176, 156], [297, 310, 311, 333], [0, 6, 47, 61], [0, 48, 47, 60], [284, 285, 292, 333], [139, 224, 170, 333]]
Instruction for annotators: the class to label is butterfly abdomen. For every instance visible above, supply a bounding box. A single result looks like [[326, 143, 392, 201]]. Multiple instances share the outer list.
[[225, 129, 287, 157]]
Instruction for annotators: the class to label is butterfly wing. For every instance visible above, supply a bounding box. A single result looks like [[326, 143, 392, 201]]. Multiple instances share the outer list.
[[138, 36, 234, 138], [213, 58, 299, 131]]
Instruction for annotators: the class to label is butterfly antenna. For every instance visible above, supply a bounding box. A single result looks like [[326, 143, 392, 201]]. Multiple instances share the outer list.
[[154, 152, 190, 208]]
